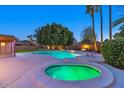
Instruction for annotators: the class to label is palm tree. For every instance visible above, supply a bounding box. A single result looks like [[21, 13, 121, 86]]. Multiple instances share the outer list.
[[85, 5, 99, 51], [100, 5, 103, 46], [109, 5, 112, 42]]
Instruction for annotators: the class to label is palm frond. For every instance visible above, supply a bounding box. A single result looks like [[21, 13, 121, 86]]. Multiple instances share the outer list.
[[85, 5, 100, 16], [112, 17, 124, 27], [85, 5, 92, 14]]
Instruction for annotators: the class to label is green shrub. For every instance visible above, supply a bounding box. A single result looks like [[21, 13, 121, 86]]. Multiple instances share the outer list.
[[101, 37, 124, 69]]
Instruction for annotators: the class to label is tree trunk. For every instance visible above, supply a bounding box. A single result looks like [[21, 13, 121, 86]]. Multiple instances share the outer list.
[[109, 5, 112, 42], [100, 5, 103, 46], [92, 9, 97, 51]]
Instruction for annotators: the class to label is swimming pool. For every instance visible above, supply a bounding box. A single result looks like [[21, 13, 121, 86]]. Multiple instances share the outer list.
[[33, 51, 76, 59], [45, 64, 101, 81]]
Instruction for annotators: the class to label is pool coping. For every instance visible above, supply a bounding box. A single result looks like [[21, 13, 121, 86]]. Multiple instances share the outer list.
[[34, 61, 114, 88]]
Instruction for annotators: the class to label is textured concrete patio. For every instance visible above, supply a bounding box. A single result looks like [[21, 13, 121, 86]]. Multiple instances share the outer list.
[[0, 53, 124, 88], [0, 53, 61, 87]]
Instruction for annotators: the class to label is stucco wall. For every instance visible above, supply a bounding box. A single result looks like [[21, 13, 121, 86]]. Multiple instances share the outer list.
[[0, 42, 15, 57]]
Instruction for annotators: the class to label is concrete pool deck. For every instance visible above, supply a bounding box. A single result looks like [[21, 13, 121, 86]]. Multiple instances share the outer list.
[[0, 52, 124, 88]]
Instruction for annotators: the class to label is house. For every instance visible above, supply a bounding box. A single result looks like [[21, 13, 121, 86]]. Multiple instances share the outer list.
[[79, 41, 101, 52], [0, 34, 16, 57], [81, 41, 94, 50], [15, 40, 39, 50]]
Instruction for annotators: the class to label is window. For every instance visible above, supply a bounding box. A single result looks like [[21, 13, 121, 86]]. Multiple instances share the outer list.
[[1, 42, 5, 46]]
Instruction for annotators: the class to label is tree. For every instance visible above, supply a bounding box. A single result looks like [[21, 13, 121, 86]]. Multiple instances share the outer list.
[[104, 39, 109, 43], [100, 5, 103, 46], [85, 5, 99, 51], [27, 35, 34, 43], [80, 27, 95, 42], [34, 23, 74, 46], [113, 25, 124, 38], [27, 35, 33, 41], [109, 5, 112, 42]]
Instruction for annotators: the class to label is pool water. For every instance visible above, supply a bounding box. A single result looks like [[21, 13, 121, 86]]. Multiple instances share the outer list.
[[45, 64, 101, 81], [33, 51, 75, 59]]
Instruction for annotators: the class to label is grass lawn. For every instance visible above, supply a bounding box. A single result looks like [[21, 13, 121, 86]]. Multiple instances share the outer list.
[[16, 49, 42, 53]]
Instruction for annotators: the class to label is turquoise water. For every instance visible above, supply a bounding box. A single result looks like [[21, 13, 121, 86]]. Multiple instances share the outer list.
[[45, 64, 101, 81], [33, 51, 75, 59]]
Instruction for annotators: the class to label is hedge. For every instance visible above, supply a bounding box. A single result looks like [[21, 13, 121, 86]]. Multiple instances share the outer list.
[[101, 37, 124, 69]]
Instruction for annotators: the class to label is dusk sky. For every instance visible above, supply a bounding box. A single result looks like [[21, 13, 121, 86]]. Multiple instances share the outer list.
[[0, 5, 122, 41]]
